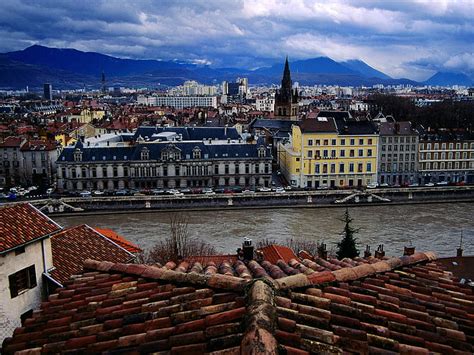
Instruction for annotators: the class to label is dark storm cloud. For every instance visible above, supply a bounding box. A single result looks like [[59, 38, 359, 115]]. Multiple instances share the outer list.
[[0, 0, 472, 80]]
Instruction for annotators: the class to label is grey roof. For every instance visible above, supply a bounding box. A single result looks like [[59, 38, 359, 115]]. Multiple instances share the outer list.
[[133, 126, 241, 141], [379, 122, 418, 136], [58, 137, 271, 163]]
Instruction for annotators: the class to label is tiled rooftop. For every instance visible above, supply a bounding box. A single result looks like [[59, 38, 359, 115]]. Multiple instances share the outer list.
[[4, 250, 474, 354], [0, 203, 62, 254], [94, 227, 142, 254], [50, 225, 136, 285]]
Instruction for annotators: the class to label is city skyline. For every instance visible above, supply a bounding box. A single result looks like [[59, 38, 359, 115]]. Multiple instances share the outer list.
[[0, 0, 472, 81]]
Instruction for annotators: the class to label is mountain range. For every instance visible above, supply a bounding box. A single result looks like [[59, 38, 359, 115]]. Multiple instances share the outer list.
[[0, 45, 472, 89]]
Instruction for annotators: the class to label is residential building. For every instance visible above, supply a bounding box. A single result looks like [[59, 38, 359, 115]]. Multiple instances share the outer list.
[[20, 140, 60, 187], [279, 116, 378, 188], [378, 122, 419, 185], [56, 126, 272, 192], [255, 95, 275, 112], [0, 204, 62, 344], [0, 137, 26, 186], [274, 57, 299, 120], [137, 95, 218, 109], [419, 133, 474, 184]]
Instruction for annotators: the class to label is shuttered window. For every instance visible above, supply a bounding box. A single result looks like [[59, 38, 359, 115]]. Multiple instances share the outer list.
[[9, 265, 37, 298]]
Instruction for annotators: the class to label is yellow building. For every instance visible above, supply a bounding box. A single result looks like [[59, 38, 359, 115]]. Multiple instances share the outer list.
[[279, 117, 378, 188]]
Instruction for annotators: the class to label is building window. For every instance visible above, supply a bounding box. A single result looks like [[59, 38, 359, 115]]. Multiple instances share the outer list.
[[349, 163, 354, 172], [308, 139, 313, 146], [368, 139, 373, 145], [323, 164, 328, 173], [340, 139, 345, 145], [315, 164, 320, 174], [339, 163, 344, 173], [340, 150, 345, 157], [323, 150, 328, 158], [357, 163, 363, 173], [367, 163, 372, 172], [258, 146, 266, 158], [141, 148, 149, 160], [358, 149, 363, 157], [9, 265, 37, 298], [331, 139, 337, 145], [359, 139, 364, 145], [193, 147, 201, 159], [350, 150, 355, 157], [350, 139, 355, 145], [331, 150, 336, 158], [367, 149, 372, 157], [235, 164, 240, 174], [323, 140, 329, 146], [315, 140, 320, 146], [74, 149, 82, 162], [308, 150, 313, 158], [330, 164, 335, 173]]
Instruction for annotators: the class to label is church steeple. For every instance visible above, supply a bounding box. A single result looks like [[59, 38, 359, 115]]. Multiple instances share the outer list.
[[274, 56, 299, 120], [281, 56, 291, 90]]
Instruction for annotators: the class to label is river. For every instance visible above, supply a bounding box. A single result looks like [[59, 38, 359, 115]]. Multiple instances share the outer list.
[[55, 202, 474, 258]]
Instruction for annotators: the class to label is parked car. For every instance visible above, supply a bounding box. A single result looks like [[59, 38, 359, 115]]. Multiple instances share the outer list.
[[202, 187, 214, 194], [242, 189, 255, 194], [408, 183, 419, 187], [317, 185, 329, 190], [436, 181, 448, 186], [275, 187, 285, 193], [180, 188, 192, 194], [80, 190, 92, 197], [93, 190, 105, 196], [367, 182, 378, 189], [379, 183, 389, 188], [425, 182, 435, 187], [152, 189, 166, 195], [115, 189, 129, 196], [257, 187, 271, 192]]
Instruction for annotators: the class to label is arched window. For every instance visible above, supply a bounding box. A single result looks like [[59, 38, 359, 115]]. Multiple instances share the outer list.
[[193, 147, 201, 159], [141, 147, 149, 160], [74, 149, 82, 162], [258, 146, 266, 158]]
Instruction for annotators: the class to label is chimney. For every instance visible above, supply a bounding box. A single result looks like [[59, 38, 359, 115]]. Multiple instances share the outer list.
[[317, 243, 328, 260], [404, 245, 415, 256], [375, 244, 385, 259], [242, 238, 254, 260], [364, 245, 371, 258]]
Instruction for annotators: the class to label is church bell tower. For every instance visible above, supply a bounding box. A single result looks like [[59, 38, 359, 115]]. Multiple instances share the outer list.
[[274, 57, 299, 120]]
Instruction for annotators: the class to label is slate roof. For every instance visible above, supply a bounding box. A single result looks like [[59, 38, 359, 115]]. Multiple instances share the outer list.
[[4, 251, 474, 354], [0, 203, 62, 254], [50, 225, 136, 285], [0, 136, 24, 148], [379, 121, 418, 136], [133, 126, 241, 141], [299, 117, 338, 133], [58, 138, 272, 163]]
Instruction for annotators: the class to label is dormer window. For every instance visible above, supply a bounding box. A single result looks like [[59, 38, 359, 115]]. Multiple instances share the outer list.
[[258, 146, 266, 158], [74, 149, 82, 162], [141, 147, 149, 160], [193, 147, 201, 159]]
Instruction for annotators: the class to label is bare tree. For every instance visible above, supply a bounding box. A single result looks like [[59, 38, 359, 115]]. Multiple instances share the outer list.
[[144, 213, 217, 265]]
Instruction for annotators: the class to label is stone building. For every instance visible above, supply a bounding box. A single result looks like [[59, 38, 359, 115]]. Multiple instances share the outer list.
[[377, 122, 419, 185], [56, 126, 272, 192], [419, 132, 474, 184]]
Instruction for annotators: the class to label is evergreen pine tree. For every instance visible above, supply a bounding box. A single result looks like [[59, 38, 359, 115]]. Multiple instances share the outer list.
[[336, 208, 360, 259]]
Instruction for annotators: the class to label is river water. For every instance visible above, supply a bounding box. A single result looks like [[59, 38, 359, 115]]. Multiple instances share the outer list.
[[55, 202, 474, 258]]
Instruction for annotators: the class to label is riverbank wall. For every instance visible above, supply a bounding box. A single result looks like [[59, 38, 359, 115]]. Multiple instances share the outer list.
[[25, 186, 474, 216]]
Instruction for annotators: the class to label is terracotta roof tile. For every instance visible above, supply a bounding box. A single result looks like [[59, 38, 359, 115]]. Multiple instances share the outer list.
[[50, 225, 136, 284], [4, 250, 474, 354], [0, 203, 62, 253]]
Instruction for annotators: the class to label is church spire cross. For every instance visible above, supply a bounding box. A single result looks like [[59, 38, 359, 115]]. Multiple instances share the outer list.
[[282, 56, 292, 90]]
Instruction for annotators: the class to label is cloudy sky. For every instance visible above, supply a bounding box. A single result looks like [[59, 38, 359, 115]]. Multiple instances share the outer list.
[[0, 0, 472, 80]]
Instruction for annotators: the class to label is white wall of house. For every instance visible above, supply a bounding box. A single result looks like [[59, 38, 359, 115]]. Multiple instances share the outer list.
[[0, 238, 53, 344]]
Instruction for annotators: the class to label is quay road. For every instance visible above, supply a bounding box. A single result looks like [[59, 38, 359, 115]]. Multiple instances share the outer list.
[[19, 185, 474, 215]]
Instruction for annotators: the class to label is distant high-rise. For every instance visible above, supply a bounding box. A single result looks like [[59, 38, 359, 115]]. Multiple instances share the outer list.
[[43, 83, 52, 101], [101, 71, 106, 94], [274, 57, 299, 120]]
